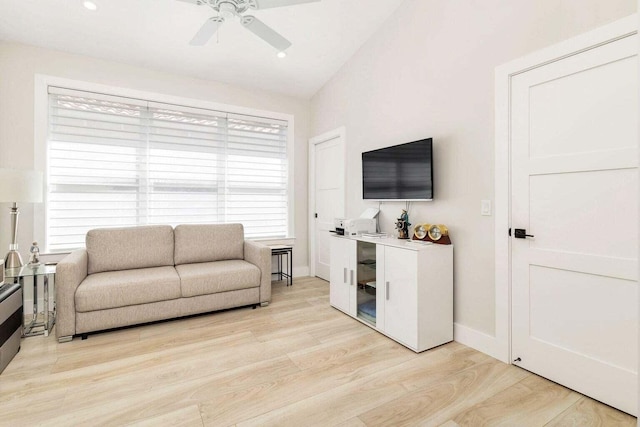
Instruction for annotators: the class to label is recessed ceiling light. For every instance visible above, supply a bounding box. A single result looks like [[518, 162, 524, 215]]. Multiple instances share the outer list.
[[277, 51, 287, 59], [83, 1, 98, 11]]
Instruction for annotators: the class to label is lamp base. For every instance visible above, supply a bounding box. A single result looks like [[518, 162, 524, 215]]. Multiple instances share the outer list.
[[4, 250, 23, 270]]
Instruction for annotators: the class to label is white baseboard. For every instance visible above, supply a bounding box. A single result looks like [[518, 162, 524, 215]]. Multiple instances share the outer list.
[[293, 266, 309, 278], [454, 322, 506, 362]]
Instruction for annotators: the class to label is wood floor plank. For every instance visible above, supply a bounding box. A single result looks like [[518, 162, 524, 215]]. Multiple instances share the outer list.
[[235, 341, 503, 426], [236, 366, 409, 427], [545, 396, 637, 427], [287, 327, 389, 370], [199, 340, 416, 426], [358, 359, 530, 427], [0, 384, 69, 424], [55, 332, 317, 417], [41, 355, 301, 426], [391, 343, 494, 393], [249, 308, 349, 342], [0, 331, 255, 397], [451, 374, 582, 426], [334, 417, 368, 427], [306, 316, 377, 344], [0, 277, 634, 426], [125, 405, 204, 427]]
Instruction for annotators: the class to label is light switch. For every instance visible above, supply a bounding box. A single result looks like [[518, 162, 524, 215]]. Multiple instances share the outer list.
[[481, 200, 492, 216]]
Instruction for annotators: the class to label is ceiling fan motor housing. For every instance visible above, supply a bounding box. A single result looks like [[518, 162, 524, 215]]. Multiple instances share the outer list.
[[184, 0, 319, 50], [211, 0, 258, 14]]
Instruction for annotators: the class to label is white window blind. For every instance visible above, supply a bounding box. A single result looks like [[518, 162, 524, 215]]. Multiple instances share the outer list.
[[47, 88, 289, 252]]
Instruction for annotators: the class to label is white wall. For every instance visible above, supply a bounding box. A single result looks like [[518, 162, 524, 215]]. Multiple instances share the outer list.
[[0, 41, 311, 273], [310, 0, 636, 337], [637, 3, 640, 425]]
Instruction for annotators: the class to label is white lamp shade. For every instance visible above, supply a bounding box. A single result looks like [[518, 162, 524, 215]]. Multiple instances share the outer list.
[[0, 169, 43, 203]]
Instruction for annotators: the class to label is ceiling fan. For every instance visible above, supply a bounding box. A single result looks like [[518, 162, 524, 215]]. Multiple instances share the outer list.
[[177, 0, 320, 53]]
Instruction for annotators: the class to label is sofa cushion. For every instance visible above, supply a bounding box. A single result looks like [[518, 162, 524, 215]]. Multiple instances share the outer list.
[[176, 260, 260, 297], [75, 266, 181, 312], [174, 224, 244, 265], [86, 225, 175, 274]]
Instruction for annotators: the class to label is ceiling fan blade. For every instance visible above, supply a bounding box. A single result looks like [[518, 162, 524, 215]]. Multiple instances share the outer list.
[[176, 0, 205, 5], [189, 17, 224, 46], [253, 0, 320, 10], [241, 16, 292, 51]]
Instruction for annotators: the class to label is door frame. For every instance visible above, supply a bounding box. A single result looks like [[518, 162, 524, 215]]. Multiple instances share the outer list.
[[494, 14, 638, 363], [308, 126, 346, 278]]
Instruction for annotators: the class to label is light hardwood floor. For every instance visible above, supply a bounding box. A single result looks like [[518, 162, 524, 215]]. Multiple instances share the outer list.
[[1, 277, 635, 426]]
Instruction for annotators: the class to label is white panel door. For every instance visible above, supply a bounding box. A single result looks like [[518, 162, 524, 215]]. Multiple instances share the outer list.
[[312, 134, 345, 281], [383, 246, 418, 349], [329, 237, 355, 314], [511, 34, 638, 415]]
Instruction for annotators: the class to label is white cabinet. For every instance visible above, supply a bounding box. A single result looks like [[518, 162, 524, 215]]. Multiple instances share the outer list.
[[329, 237, 356, 315], [380, 245, 418, 349], [330, 236, 453, 353]]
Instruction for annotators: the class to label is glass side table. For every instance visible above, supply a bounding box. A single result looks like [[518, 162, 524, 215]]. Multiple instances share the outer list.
[[5, 264, 56, 337]]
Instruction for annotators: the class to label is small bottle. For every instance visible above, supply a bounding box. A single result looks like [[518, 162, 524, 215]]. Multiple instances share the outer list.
[[28, 241, 40, 266]]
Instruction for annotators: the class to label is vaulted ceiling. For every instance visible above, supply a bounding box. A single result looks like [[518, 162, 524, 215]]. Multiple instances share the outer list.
[[0, 0, 405, 98]]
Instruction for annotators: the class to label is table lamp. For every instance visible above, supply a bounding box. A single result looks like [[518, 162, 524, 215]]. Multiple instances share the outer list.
[[0, 169, 43, 269]]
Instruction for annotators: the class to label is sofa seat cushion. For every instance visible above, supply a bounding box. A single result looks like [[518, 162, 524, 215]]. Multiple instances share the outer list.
[[176, 260, 261, 298], [75, 266, 181, 312]]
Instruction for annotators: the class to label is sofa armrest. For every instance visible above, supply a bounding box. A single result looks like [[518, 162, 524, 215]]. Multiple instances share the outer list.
[[55, 249, 88, 340], [244, 240, 271, 303]]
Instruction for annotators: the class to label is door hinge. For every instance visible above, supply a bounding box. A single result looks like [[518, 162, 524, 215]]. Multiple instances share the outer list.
[[315, 213, 318, 218], [508, 228, 511, 237]]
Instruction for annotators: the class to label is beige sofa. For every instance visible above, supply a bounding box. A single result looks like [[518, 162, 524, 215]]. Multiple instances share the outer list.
[[55, 223, 271, 342]]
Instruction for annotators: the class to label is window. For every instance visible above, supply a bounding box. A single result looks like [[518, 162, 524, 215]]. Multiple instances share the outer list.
[[46, 87, 289, 252]]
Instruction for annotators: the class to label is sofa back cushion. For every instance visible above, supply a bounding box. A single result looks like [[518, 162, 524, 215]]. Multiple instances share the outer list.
[[174, 223, 244, 265], [86, 225, 175, 274]]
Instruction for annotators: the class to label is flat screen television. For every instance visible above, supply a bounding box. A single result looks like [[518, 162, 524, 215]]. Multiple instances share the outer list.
[[362, 138, 433, 201]]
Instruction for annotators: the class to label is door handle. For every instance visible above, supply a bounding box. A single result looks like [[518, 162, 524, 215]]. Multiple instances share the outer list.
[[350, 270, 354, 286], [343, 267, 347, 283], [514, 228, 534, 239], [386, 281, 390, 300]]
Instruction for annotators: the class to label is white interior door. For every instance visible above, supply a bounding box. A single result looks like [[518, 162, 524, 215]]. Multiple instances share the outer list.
[[310, 129, 345, 281], [511, 33, 638, 415]]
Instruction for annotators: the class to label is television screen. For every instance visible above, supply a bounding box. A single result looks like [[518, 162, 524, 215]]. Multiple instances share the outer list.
[[362, 138, 433, 200]]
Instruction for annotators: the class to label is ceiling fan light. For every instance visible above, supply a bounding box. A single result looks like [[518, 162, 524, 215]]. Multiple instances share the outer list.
[[277, 51, 287, 58], [82, 1, 98, 11]]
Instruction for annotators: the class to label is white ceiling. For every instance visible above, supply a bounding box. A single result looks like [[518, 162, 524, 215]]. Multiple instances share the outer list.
[[0, 0, 405, 99]]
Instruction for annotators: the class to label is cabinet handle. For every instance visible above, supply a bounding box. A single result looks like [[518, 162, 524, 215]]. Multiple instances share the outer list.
[[386, 281, 390, 300], [350, 270, 354, 286], [343, 267, 347, 283]]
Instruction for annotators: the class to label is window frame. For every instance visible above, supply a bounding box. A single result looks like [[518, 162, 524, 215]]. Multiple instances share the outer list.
[[34, 75, 295, 254]]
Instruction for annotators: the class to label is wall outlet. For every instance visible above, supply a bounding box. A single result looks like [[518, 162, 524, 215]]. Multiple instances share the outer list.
[[481, 200, 492, 216]]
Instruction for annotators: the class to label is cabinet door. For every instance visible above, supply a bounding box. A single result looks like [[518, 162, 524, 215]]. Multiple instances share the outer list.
[[329, 238, 355, 314], [384, 246, 418, 348]]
